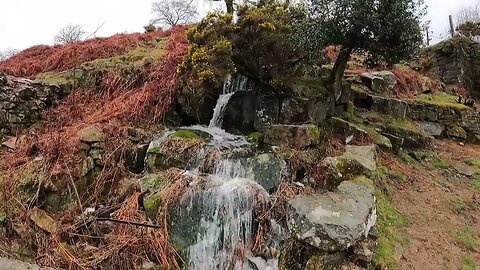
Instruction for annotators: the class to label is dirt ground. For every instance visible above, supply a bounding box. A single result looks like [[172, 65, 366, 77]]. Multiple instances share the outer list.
[[388, 140, 480, 270]]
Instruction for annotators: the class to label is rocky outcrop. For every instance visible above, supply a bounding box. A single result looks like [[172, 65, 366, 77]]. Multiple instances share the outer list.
[[264, 124, 320, 149], [0, 72, 70, 135], [287, 181, 376, 252], [360, 71, 397, 94]]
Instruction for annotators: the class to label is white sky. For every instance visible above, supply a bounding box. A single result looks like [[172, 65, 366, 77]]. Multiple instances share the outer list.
[[0, 0, 478, 51]]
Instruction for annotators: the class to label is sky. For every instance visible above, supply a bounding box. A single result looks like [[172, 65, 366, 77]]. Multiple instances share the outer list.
[[0, 0, 478, 52]]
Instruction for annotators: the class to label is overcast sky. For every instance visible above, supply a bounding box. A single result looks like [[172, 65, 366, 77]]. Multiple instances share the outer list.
[[0, 0, 478, 52]]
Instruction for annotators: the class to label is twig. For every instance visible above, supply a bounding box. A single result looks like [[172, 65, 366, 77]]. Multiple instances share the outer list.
[[96, 217, 163, 229]]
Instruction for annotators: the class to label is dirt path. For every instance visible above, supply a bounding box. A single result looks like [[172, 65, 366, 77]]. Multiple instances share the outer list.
[[387, 140, 479, 270]]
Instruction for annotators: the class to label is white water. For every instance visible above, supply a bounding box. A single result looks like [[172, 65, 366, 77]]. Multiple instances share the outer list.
[[182, 74, 275, 269], [208, 74, 250, 128], [208, 92, 236, 128]]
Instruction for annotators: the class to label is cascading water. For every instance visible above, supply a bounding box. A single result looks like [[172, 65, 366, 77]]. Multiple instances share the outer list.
[[178, 74, 277, 270], [208, 74, 250, 128]]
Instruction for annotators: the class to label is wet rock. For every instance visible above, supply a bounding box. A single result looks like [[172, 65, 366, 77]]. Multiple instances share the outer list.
[[264, 124, 320, 149], [77, 125, 105, 143], [287, 181, 377, 252], [222, 90, 256, 133], [416, 121, 445, 137], [280, 97, 309, 124], [254, 95, 280, 131], [360, 71, 397, 94], [30, 207, 57, 234], [247, 153, 287, 192]]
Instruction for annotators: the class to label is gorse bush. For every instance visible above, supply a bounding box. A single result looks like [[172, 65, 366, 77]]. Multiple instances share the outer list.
[[178, 2, 309, 92]]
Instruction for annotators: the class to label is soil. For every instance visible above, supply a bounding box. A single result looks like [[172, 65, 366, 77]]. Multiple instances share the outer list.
[[388, 140, 480, 270]]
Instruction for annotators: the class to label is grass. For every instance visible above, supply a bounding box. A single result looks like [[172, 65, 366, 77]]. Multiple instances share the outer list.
[[452, 228, 479, 252], [431, 157, 451, 170], [460, 256, 478, 270], [472, 179, 480, 191], [465, 158, 480, 168], [415, 92, 471, 110], [247, 132, 263, 143], [449, 198, 475, 214], [375, 189, 410, 270]]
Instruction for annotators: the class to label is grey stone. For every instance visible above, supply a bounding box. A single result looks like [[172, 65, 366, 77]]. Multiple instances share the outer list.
[[264, 124, 320, 149], [322, 145, 378, 180], [360, 71, 397, 94], [280, 97, 309, 124], [371, 96, 408, 119], [308, 95, 334, 124], [416, 121, 445, 137], [254, 95, 280, 130], [0, 258, 57, 270], [247, 153, 287, 192], [287, 181, 377, 251]]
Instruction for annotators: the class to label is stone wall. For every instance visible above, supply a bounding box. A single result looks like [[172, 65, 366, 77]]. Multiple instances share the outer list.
[[0, 72, 70, 136], [430, 54, 462, 85]]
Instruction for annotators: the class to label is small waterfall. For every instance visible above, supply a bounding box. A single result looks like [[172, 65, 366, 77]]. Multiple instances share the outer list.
[[177, 73, 275, 270], [186, 160, 269, 270], [208, 74, 250, 128]]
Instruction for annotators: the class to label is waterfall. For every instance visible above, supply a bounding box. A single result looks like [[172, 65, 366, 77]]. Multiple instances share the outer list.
[[177, 73, 275, 270], [208, 74, 250, 128]]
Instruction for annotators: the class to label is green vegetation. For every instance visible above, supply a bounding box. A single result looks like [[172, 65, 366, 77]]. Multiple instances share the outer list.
[[415, 93, 470, 110], [431, 157, 451, 170], [375, 189, 410, 269], [170, 130, 201, 140], [471, 179, 480, 191], [247, 132, 263, 143], [465, 158, 480, 168], [0, 212, 6, 225], [452, 228, 479, 252], [36, 38, 167, 87], [460, 256, 478, 270], [449, 198, 475, 214]]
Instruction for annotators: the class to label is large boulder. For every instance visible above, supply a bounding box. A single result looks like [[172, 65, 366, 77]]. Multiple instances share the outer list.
[[254, 95, 281, 131], [279, 97, 310, 124], [287, 181, 376, 252], [264, 124, 320, 149], [360, 71, 397, 94], [322, 145, 377, 182]]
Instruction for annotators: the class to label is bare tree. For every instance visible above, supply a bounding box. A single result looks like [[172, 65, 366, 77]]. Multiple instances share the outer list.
[[0, 49, 18, 61], [54, 24, 86, 44], [455, 2, 480, 25], [151, 0, 198, 27]]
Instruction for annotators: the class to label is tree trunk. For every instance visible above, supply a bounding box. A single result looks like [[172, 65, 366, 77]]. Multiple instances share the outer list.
[[329, 46, 353, 103], [225, 0, 234, 14]]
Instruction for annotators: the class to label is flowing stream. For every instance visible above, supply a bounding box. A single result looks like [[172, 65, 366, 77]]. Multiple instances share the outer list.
[[181, 75, 277, 270]]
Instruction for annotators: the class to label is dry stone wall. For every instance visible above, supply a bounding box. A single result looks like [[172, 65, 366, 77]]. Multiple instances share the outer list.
[[0, 72, 70, 135]]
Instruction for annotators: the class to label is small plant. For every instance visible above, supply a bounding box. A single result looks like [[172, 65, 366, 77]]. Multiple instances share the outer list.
[[449, 198, 475, 214], [460, 256, 478, 270], [452, 228, 479, 252]]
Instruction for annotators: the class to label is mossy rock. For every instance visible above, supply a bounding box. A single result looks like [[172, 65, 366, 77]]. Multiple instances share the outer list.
[[385, 120, 432, 149], [144, 192, 163, 220], [247, 132, 263, 143]]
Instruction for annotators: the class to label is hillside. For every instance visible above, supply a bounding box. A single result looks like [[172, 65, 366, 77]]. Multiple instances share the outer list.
[[0, 6, 479, 270]]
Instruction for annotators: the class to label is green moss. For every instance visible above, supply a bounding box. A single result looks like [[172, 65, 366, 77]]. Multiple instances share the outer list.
[[452, 228, 479, 252], [431, 157, 451, 169], [415, 93, 471, 110], [247, 132, 263, 143], [449, 198, 475, 214], [307, 125, 322, 141], [365, 127, 392, 150], [144, 192, 163, 220], [0, 212, 6, 225], [36, 71, 74, 85], [170, 130, 201, 139], [460, 256, 478, 270], [471, 179, 480, 191], [397, 151, 415, 164], [374, 189, 410, 270], [465, 158, 480, 168]]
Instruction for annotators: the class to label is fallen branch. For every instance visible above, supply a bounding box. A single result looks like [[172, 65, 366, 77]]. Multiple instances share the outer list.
[[96, 217, 163, 229]]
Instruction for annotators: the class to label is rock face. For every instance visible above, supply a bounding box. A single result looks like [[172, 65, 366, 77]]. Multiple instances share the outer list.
[[264, 124, 320, 149], [287, 181, 376, 252], [0, 72, 70, 135], [322, 145, 378, 181], [360, 71, 397, 94]]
